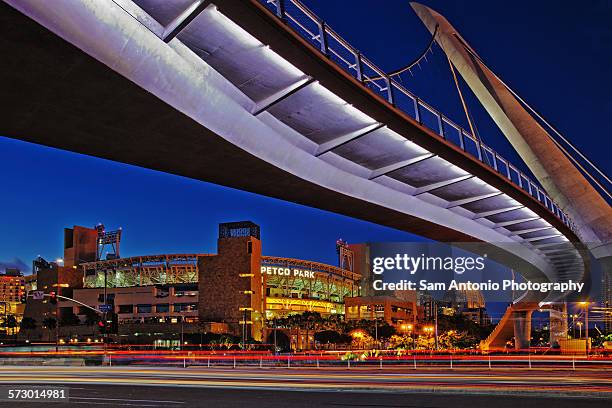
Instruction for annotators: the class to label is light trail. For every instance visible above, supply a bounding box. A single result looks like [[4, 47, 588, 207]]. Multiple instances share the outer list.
[[0, 366, 609, 397]]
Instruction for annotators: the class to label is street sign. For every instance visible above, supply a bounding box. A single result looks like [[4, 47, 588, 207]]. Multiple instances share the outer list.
[[32, 291, 45, 300], [98, 304, 113, 313]]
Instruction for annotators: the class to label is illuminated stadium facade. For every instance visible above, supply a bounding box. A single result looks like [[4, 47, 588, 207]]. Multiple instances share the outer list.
[[81, 252, 361, 319]]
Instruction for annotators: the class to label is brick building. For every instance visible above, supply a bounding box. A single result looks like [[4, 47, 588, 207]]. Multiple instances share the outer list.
[[198, 222, 264, 341]]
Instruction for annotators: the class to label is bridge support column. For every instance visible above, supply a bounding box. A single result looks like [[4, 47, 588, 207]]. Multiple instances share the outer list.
[[548, 303, 568, 347], [513, 310, 533, 350]]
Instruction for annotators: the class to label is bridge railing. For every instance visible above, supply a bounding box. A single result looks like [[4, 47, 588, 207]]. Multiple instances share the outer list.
[[261, 0, 575, 233]]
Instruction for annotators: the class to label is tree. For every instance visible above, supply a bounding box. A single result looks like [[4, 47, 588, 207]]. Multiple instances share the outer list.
[[42, 317, 57, 342], [266, 330, 290, 352], [60, 312, 81, 326], [366, 320, 396, 340], [83, 309, 100, 336], [415, 335, 435, 350], [388, 334, 414, 350], [349, 329, 374, 349], [20, 317, 37, 340], [314, 330, 341, 346], [84, 309, 99, 325]]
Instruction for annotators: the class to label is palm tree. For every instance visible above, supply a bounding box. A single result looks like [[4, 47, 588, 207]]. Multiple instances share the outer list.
[[83, 309, 100, 336], [20, 317, 37, 341], [42, 317, 57, 342]]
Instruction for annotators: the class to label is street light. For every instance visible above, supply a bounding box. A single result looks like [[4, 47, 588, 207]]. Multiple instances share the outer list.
[[571, 314, 578, 338], [576, 321, 583, 339], [579, 301, 590, 353]]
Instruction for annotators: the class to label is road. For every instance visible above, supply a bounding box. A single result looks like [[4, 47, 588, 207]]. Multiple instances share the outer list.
[[0, 384, 608, 408], [0, 365, 608, 406]]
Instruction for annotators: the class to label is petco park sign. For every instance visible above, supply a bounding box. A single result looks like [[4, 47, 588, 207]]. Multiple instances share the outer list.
[[260, 266, 316, 279]]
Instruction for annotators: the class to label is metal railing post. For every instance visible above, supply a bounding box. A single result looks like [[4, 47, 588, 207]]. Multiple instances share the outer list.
[[459, 131, 466, 151], [317, 20, 328, 55], [528, 353, 531, 369], [385, 76, 395, 105], [354, 52, 363, 82], [275, 0, 286, 20], [413, 97, 421, 123]]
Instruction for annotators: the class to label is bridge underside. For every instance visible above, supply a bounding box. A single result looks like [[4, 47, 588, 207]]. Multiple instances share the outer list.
[[1, 0, 586, 305], [1, 1, 473, 242]]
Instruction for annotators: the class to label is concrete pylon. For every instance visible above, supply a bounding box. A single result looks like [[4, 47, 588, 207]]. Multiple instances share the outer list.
[[512, 310, 533, 350], [410, 3, 612, 259], [548, 303, 568, 347]]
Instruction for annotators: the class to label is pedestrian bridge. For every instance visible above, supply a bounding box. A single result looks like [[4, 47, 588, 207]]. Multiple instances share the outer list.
[[1, 0, 586, 309]]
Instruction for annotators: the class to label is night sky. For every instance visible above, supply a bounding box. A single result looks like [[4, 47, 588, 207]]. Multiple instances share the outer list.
[[0, 1, 610, 320]]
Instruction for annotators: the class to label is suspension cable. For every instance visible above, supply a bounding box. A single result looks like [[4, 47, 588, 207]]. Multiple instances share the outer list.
[[447, 56, 480, 143], [365, 25, 439, 82]]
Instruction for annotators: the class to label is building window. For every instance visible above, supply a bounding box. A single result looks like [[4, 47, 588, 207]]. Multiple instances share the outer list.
[[174, 303, 197, 312], [98, 293, 115, 303], [137, 304, 152, 314], [156, 304, 169, 313], [118, 304, 134, 314]]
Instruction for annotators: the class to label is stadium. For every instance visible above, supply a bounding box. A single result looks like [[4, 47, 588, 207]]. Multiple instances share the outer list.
[[80, 252, 361, 320]]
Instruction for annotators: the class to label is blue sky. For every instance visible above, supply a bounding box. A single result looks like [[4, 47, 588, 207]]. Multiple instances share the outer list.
[[0, 0, 610, 303]]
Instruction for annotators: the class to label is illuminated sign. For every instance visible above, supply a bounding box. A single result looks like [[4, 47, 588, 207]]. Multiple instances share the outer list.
[[260, 266, 316, 279]]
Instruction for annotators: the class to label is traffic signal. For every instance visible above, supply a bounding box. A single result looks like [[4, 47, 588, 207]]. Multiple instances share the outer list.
[[97, 314, 118, 335], [19, 291, 27, 304], [97, 319, 108, 334], [49, 291, 57, 304]]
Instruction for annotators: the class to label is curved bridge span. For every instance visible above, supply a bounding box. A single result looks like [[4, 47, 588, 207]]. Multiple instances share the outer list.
[[1, 0, 585, 306]]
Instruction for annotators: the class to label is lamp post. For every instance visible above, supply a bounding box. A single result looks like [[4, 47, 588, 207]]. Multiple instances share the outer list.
[[424, 326, 434, 350], [576, 321, 583, 339], [433, 301, 438, 350], [580, 301, 589, 354], [180, 315, 184, 350], [407, 324, 413, 350], [374, 317, 378, 349]]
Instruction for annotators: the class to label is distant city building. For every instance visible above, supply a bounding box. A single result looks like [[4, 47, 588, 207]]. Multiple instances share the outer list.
[[604, 268, 612, 333], [21, 226, 96, 340], [345, 296, 417, 327], [443, 288, 491, 326], [417, 290, 436, 322], [0, 268, 25, 334]]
